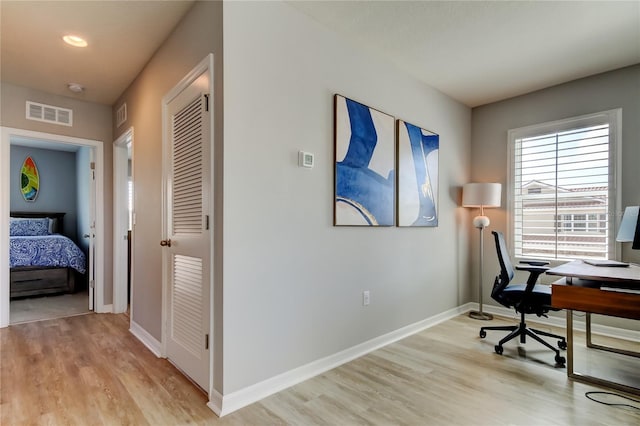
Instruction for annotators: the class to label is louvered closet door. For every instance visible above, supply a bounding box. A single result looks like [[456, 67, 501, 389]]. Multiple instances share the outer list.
[[164, 71, 211, 391]]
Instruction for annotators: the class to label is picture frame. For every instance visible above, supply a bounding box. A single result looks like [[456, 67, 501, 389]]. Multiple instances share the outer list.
[[334, 94, 395, 226], [396, 119, 439, 227]]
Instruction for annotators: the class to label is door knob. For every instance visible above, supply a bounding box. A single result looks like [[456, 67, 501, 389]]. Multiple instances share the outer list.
[[160, 239, 172, 247]]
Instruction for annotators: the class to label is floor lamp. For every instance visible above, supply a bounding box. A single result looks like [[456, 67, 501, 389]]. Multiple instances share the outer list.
[[463, 183, 502, 320]]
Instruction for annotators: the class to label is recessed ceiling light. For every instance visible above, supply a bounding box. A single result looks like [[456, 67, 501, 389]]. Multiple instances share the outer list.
[[63, 35, 88, 48], [67, 83, 84, 93]]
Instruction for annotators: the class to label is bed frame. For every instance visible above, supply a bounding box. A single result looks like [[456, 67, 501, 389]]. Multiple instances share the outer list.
[[9, 211, 81, 299]]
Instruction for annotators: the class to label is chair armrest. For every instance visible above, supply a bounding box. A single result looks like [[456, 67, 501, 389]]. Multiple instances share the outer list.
[[515, 265, 549, 274], [515, 265, 549, 292]]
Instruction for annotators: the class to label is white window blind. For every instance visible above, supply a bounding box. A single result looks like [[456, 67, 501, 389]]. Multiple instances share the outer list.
[[509, 110, 620, 261]]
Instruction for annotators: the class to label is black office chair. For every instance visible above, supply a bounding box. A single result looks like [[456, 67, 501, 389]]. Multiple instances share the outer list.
[[479, 231, 567, 366]]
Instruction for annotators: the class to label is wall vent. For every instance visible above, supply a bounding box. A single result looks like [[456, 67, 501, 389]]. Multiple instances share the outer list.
[[26, 101, 73, 126], [116, 103, 127, 128]]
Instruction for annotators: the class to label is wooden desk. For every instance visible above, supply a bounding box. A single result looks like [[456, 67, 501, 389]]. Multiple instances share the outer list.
[[547, 260, 640, 286], [547, 260, 640, 395]]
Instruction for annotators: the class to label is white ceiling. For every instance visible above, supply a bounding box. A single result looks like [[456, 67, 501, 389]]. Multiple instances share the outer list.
[[0, 0, 195, 106], [290, 1, 640, 107], [1, 1, 639, 108]]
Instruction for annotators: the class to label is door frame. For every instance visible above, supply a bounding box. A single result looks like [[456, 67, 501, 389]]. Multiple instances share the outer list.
[[113, 128, 133, 314], [0, 127, 106, 327], [160, 53, 214, 392]]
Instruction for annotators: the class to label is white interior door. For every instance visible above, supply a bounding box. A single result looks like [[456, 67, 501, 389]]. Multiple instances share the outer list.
[[87, 153, 96, 311], [113, 130, 133, 314], [163, 68, 211, 391]]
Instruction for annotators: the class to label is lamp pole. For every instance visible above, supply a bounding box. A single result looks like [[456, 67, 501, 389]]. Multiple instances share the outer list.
[[462, 182, 501, 321], [469, 207, 493, 320]]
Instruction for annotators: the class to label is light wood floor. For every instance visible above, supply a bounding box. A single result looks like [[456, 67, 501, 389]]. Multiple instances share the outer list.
[[1, 313, 639, 425]]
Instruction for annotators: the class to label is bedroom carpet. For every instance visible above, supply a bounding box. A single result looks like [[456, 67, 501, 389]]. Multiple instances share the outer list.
[[9, 291, 90, 324]]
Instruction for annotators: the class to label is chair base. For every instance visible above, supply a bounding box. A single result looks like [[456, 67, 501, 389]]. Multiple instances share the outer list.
[[480, 312, 567, 366], [469, 310, 494, 320]]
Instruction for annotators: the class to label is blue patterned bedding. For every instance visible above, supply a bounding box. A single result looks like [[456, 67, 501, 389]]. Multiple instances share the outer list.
[[10, 235, 86, 274]]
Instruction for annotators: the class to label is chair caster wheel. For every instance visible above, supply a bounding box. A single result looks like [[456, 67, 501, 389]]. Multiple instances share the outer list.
[[555, 355, 566, 366], [494, 345, 503, 355], [558, 340, 567, 350], [479, 330, 486, 338]]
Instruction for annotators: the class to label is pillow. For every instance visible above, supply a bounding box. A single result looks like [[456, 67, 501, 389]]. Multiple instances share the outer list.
[[48, 217, 60, 234], [9, 218, 50, 236]]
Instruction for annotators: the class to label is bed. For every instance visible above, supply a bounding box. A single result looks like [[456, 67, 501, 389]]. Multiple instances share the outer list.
[[9, 212, 86, 299]]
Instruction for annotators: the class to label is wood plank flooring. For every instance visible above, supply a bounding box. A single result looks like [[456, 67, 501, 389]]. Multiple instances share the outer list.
[[1, 313, 639, 425]]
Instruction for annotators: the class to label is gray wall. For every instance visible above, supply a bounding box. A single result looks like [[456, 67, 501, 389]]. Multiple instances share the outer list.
[[1, 82, 114, 303], [116, 0, 472, 397], [471, 64, 640, 326], [222, 1, 471, 393], [112, 0, 224, 390], [10, 145, 78, 242]]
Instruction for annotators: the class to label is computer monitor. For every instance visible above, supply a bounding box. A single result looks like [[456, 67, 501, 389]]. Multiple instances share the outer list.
[[616, 206, 640, 250]]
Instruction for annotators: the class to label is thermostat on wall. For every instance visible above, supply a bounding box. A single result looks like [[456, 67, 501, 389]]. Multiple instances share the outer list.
[[299, 151, 314, 168]]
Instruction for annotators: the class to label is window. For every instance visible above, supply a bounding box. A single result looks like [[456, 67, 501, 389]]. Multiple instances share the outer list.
[[508, 110, 621, 261]]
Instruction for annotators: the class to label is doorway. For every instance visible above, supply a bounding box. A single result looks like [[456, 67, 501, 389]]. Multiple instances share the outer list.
[[113, 128, 133, 315], [0, 127, 105, 328]]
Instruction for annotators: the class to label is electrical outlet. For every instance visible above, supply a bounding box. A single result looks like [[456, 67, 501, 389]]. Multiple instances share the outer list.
[[363, 290, 370, 306]]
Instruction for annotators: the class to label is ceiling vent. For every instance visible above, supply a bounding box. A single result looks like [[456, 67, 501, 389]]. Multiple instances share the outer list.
[[116, 103, 127, 128], [26, 101, 73, 127]]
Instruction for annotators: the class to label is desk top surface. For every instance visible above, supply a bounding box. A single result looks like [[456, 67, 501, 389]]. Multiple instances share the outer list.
[[547, 260, 640, 284]]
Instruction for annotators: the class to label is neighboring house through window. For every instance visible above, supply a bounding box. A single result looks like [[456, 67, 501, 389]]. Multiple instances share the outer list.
[[508, 109, 621, 261]]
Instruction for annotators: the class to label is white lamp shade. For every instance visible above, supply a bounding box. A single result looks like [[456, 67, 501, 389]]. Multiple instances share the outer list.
[[462, 183, 502, 208], [616, 206, 639, 242]]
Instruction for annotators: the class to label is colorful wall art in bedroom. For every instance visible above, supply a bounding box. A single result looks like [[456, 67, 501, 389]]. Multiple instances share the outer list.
[[21, 156, 39, 202]]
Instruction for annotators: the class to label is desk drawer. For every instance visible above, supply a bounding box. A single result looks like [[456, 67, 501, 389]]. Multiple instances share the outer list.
[[552, 284, 640, 320]]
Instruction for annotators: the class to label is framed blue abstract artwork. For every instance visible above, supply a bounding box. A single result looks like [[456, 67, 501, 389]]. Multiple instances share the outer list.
[[334, 94, 395, 226], [397, 119, 439, 227]]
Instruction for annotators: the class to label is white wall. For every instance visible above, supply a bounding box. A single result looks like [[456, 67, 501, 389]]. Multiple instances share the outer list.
[[223, 1, 472, 393]]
